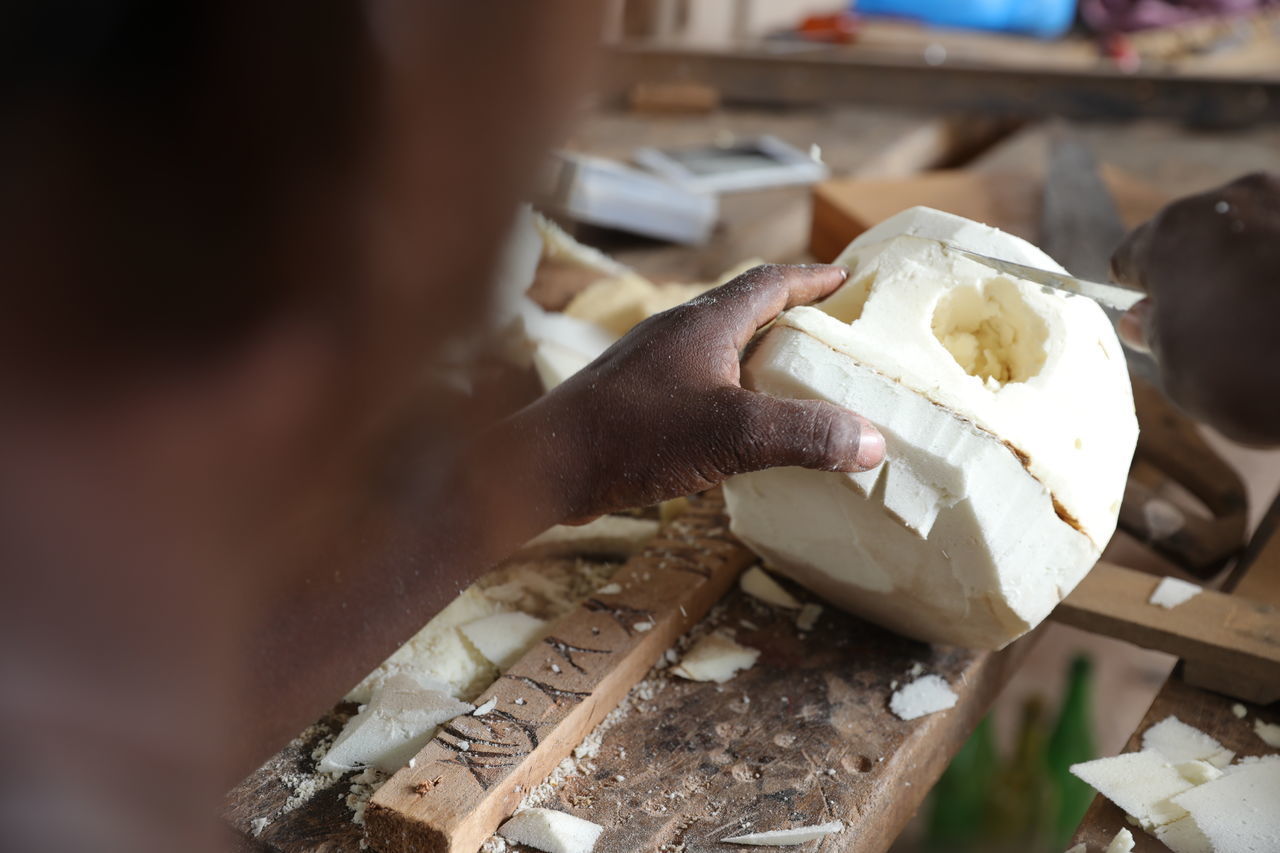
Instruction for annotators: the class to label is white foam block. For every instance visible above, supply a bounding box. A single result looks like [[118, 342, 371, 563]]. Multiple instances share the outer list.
[[1105, 827, 1135, 853], [673, 633, 760, 684], [1170, 756, 1280, 853], [319, 675, 472, 774], [722, 820, 844, 846], [1070, 750, 1193, 829], [796, 603, 823, 632], [725, 210, 1136, 650], [347, 585, 503, 704], [1142, 716, 1235, 769], [740, 566, 801, 609], [459, 611, 549, 670], [889, 675, 958, 721], [1255, 718, 1280, 748], [1148, 577, 1202, 609], [498, 808, 603, 853], [1154, 815, 1213, 853], [1174, 760, 1223, 785]]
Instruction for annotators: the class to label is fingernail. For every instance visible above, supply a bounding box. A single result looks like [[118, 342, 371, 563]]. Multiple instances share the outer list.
[[855, 423, 885, 470], [1118, 299, 1153, 353], [800, 263, 847, 276]]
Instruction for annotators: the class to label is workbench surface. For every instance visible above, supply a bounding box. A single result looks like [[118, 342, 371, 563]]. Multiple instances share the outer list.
[[226, 107, 1280, 853]]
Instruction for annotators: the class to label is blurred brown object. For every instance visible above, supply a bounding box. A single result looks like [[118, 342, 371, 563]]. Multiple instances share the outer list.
[[628, 81, 720, 114], [1123, 376, 1249, 578], [809, 164, 1168, 262], [811, 170, 1038, 261]]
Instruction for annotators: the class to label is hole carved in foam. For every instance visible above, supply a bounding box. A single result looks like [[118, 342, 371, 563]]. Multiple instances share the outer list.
[[931, 277, 1048, 386], [817, 267, 876, 324]]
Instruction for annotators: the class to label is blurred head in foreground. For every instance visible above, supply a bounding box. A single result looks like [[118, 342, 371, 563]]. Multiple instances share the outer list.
[[0, 2, 600, 850]]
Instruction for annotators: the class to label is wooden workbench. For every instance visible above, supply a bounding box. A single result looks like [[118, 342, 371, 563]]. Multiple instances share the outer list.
[[1073, 494, 1280, 852], [225, 110, 1280, 853]]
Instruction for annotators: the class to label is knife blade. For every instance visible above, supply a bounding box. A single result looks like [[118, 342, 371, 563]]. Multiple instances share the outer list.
[[946, 246, 1145, 312], [1039, 123, 1162, 387], [1040, 125, 1129, 281]]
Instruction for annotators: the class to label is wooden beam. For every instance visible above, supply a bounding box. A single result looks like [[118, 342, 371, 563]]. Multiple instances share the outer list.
[[1183, 491, 1280, 697], [1052, 562, 1280, 704], [1071, 673, 1280, 852], [603, 44, 1280, 126], [1054, 558, 1274, 696], [1073, 491, 1280, 848], [364, 495, 755, 853]]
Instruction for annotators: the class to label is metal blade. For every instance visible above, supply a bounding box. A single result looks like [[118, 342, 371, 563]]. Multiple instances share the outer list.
[[948, 247, 1145, 312], [1039, 123, 1162, 386], [1040, 125, 1128, 281]]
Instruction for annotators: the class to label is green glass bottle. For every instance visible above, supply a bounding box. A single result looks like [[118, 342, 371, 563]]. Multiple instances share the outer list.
[[924, 714, 998, 852], [983, 697, 1053, 852], [1046, 655, 1096, 848]]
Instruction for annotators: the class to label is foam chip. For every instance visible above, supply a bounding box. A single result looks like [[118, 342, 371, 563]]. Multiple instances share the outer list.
[[1142, 716, 1234, 769], [498, 808, 603, 853]]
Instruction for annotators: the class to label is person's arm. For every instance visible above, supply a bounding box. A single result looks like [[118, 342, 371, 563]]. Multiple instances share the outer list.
[[1112, 172, 1280, 445], [238, 263, 884, 777]]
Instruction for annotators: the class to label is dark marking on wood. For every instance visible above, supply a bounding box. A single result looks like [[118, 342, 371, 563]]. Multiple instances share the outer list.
[[583, 599, 655, 636], [502, 674, 592, 703], [544, 636, 612, 673]]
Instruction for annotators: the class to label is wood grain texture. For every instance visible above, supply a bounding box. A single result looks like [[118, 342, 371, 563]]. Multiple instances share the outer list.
[[1124, 377, 1249, 578], [809, 169, 1042, 262], [808, 163, 1165, 264], [1052, 562, 1280, 703], [364, 495, 754, 853], [602, 44, 1280, 125], [226, 495, 1037, 853], [1183, 495, 1280, 701], [1074, 492, 1280, 850], [521, 584, 1037, 853], [1071, 673, 1280, 853], [223, 705, 362, 853]]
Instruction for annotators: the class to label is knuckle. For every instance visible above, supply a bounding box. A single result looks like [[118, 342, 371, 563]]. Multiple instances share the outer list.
[[805, 406, 853, 469], [722, 263, 780, 292], [719, 392, 773, 469]]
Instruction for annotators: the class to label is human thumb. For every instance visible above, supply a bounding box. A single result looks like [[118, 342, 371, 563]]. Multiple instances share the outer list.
[[726, 389, 884, 475]]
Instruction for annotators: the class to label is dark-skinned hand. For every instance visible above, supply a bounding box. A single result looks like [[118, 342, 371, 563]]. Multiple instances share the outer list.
[[516, 264, 885, 521], [1113, 172, 1280, 445]]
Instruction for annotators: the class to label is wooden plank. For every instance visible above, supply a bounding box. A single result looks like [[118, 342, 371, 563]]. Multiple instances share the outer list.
[[602, 44, 1280, 125], [508, 563, 1037, 852], [810, 169, 1042, 261], [1074, 493, 1280, 849], [627, 81, 719, 114], [364, 495, 753, 853], [234, 490, 1039, 853], [809, 162, 1167, 263], [849, 14, 1280, 78], [1231, 493, 1280, 604], [1183, 492, 1280, 697], [1052, 562, 1280, 704], [844, 116, 1020, 180], [974, 120, 1280, 202], [1124, 377, 1249, 578], [1071, 674, 1280, 853], [224, 704, 362, 853]]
